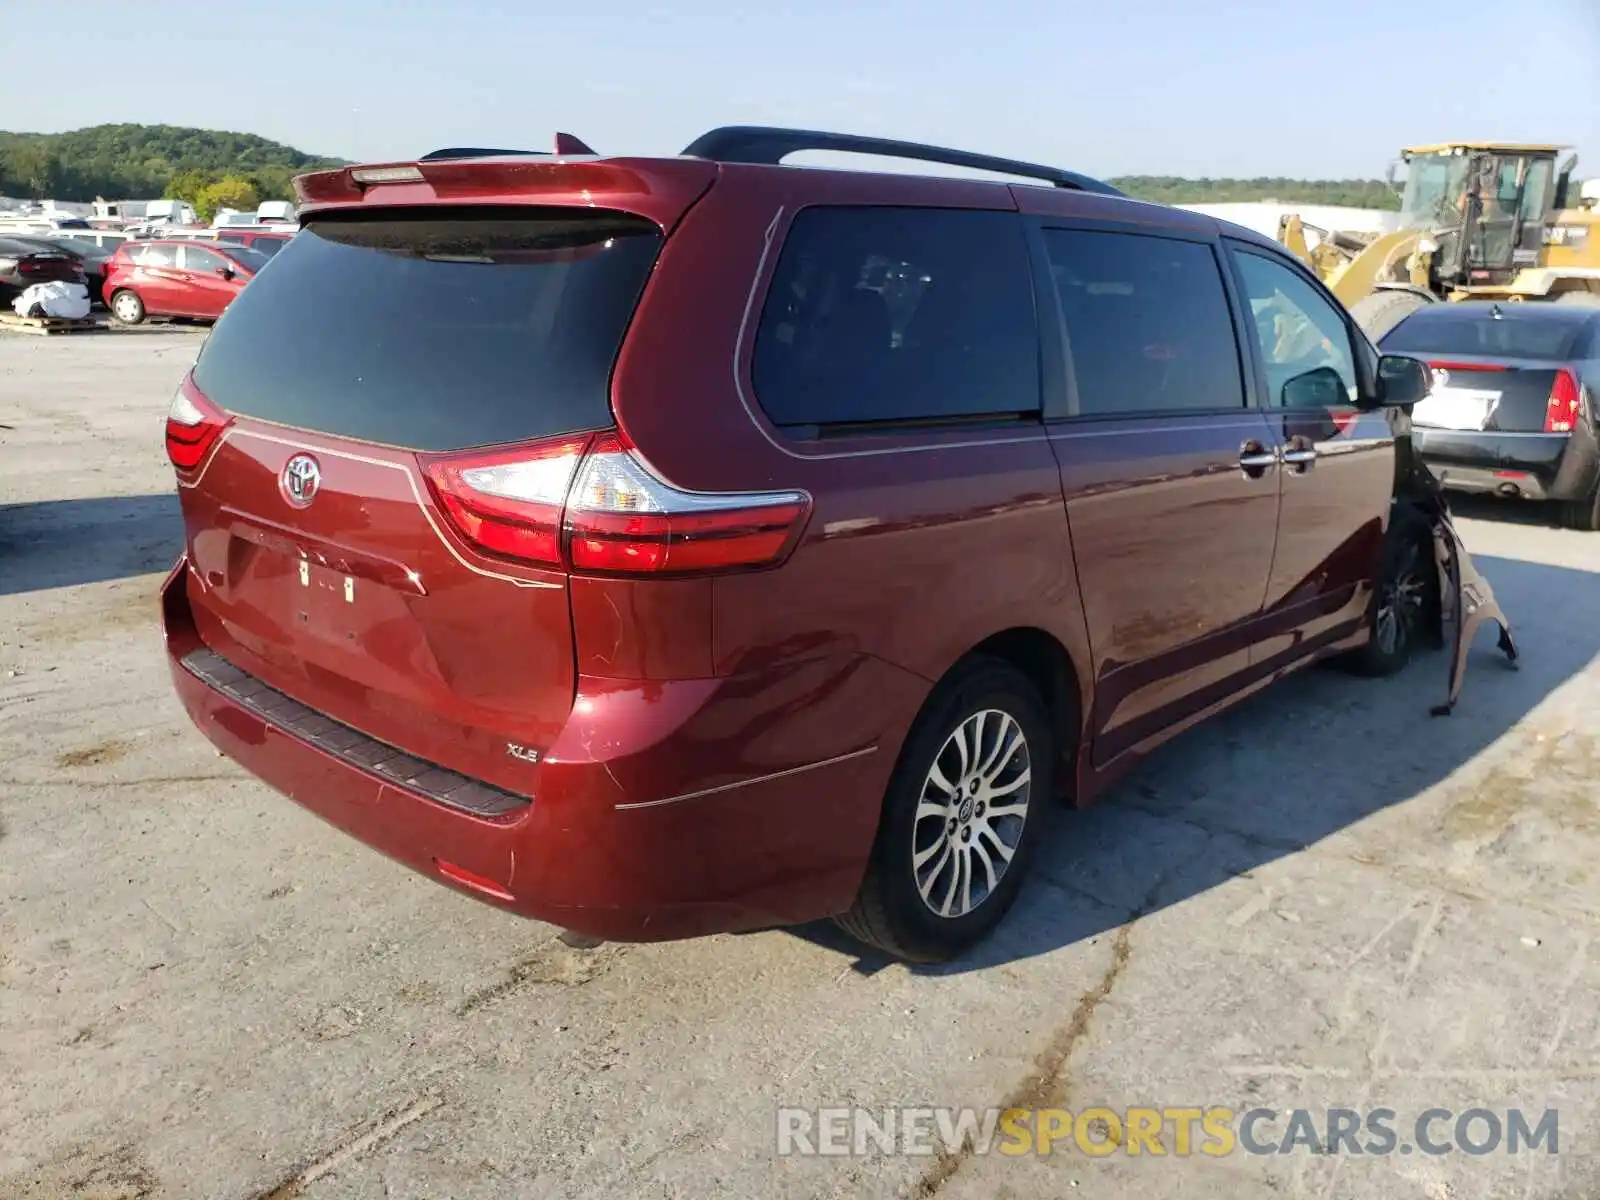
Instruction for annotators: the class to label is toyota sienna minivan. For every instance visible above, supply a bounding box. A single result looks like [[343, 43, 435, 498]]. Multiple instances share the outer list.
[[162, 126, 1459, 962]]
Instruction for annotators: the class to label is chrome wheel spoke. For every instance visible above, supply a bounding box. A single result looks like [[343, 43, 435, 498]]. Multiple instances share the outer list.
[[951, 717, 973, 779], [915, 839, 952, 906], [914, 833, 949, 872], [938, 850, 962, 917], [982, 723, 1025, 780], [977, 822, 1016, 864], [971, 834, 1000, 896], [983, 796, 1029, 823], [986, 768, 1031, 800]]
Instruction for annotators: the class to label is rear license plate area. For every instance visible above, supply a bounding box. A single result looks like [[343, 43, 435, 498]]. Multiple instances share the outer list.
[[1412, 386, 1500, 431]]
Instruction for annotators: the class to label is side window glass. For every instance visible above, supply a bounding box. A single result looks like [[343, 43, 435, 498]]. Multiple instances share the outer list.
[[1232, 251, 1358, 407], [751, 207, 1039, 427], [139, 244, 176, 268], [183, 246, 223, 273], [1042, 229, 1245, 416]]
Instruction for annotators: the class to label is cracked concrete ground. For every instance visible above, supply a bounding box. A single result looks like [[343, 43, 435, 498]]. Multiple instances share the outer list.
[[3, 332, 1598, 1199]]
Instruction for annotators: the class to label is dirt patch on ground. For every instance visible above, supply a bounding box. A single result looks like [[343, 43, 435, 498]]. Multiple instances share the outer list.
[[0, 1141, 159, 1200], [55, 739, 132, 769], [456, 940, 627, 1014]]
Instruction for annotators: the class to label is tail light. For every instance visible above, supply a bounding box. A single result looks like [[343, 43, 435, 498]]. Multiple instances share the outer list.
[[421, 435, 591, 567], [1427, 360, 1508, 373], [166, 375, 232, 470], [565, 433, 808, 573], [1545, 369, 1582, 434], [421, 431, 810, 576]]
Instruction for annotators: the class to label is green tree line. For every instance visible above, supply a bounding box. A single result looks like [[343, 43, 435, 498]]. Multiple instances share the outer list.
[[0, 123, 344, 207], [2, 124, 1407, 212], [1109, 176, 1402, 210]]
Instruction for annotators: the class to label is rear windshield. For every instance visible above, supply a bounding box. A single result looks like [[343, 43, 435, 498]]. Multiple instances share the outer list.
[[191, 208, 662, 451], [1383, 309, 1588, 360]]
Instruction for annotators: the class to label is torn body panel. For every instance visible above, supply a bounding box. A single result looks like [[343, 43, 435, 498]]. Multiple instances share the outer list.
[[1403, 459, 1519, 714]]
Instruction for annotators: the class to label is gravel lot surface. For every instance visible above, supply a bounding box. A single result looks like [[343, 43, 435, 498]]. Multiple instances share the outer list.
[[3, 331, 1597, 1198]]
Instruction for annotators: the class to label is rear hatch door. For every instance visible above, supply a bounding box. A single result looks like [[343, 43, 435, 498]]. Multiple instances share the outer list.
[[176, 160, 715, 796]]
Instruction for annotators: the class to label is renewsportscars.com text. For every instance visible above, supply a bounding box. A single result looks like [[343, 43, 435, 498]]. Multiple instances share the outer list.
[[776, 1105, 1559, 1158]]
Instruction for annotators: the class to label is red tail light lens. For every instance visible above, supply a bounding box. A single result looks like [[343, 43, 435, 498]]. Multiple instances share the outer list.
[[420, 435, 594, 567], [1427, 360, 1508, 373], [165, 375, 232, 470], [566, 433, 809, 574], [420, 431, 810, 576], [1545, 369, 1582, 434]]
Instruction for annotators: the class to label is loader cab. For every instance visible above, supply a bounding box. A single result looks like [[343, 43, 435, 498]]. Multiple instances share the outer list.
[[1398, 143, 1566, 287]]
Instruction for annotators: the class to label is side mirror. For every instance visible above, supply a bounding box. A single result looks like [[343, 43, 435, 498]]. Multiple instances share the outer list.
[[1281, 365, 1348, 409], [1375, 354, 1432, 407]]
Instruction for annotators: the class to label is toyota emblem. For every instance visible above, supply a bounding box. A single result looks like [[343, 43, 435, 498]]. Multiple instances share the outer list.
[[281, 454, 321, 507]]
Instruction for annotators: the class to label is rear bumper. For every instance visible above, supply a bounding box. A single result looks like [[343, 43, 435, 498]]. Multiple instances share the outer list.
[[1414, 428, 1599, 502], [161, 557, 920, 942]]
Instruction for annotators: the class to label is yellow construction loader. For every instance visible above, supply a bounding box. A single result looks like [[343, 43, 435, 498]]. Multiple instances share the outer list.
[[1278, 142, 1600, 338]]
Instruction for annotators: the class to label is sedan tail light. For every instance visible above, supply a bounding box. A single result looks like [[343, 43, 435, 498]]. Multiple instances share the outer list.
[[421, 431, 810, 576], [166, 375, 233, 471], [1545, 369, 1582, 434]]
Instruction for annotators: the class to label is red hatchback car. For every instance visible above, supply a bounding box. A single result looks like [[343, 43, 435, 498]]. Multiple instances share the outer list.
[[104, 239, 265, 324], [163, 127, 1488, 961]]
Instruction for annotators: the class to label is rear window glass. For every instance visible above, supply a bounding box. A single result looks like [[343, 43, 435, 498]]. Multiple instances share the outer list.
[[1382, 309, 1586, 360], [191, 209, 662, 452], [1043, 229, 1245, 416], [752, 207, 1039, 428]]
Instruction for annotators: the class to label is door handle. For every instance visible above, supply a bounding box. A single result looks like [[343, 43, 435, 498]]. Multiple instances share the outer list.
[[1239, 441, 1277, 478], [1281, 442, 1318, 473]]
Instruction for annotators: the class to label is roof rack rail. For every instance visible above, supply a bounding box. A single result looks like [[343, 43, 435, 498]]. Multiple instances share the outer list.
[[680, 125, 1124, 196]]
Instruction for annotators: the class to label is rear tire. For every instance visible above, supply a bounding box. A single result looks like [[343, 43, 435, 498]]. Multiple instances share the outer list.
[[1559, 486, 1600, 531], [1347, 505, 1439, 676], [836, 657, 1053, 963], [1349, 289, 1434, 341], [110, 289, 145, 326]]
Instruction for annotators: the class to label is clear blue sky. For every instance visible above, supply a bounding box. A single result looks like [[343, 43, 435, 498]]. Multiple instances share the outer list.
[[5, 0, 1596, 179]]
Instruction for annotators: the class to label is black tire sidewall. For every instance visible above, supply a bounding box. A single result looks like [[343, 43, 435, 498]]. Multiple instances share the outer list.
[[867, 660, 1054, 961]]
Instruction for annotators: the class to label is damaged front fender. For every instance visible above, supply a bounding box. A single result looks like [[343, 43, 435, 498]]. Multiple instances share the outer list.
[[1407, 463, 1519, 715]]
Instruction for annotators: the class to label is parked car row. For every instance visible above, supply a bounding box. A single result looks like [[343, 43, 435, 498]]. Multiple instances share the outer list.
[[0, 236, 87, 305], [104, 240, 272, 324], [0, 223, 291, 320]]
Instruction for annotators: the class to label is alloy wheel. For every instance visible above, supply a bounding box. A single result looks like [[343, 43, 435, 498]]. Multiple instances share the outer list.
[[1375, 540, 1428, 657], [911, 708, 1032, 919]]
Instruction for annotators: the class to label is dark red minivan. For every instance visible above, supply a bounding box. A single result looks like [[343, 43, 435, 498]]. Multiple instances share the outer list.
[[162, 128, 1462, 961]]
